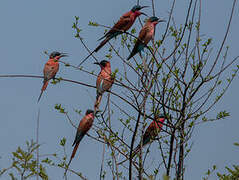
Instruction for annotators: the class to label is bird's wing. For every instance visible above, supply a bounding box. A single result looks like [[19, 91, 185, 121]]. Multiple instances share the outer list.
[[127, 26, 149, 60], [143, 122, 156, 143], [106, 12, 131, 37], [102, 77, 113, 92], [43, 61, 58, 80], [72, 130, 84, 146], [133, 25, 149, 51], [137, 25, 150, 44]]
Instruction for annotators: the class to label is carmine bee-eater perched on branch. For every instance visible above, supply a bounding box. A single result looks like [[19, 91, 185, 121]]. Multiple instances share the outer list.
[[127, 16, 165, 60], [37, 51, 67, 102], [132, 114, 166, 155], [94, 60, 114, 112], [64, 109, 94, 176], [118, 114, 166, 165], [78, 5, 148, 67]]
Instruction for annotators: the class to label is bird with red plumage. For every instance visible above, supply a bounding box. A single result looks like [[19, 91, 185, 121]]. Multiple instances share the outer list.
[[118, 114, 166, 165], [94, 60, 114, 112], [78, 5, 148, 67], [64, 109, 94, 176], [37, 51, 67, 102], [127, 16, 165, 60]]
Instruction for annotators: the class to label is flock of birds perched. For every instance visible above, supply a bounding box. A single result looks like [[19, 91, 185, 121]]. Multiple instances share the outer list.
[[36, 4, 167, 176]]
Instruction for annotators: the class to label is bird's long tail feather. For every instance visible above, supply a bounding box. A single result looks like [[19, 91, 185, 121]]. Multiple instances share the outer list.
[[64, 142, 80, 176], [95, 37, 111, 52], [78, 33, 118, 67], [97, 34, 107, 41], [94, 94, 102, 112], [127, 44, 145, 60], [78, 51, 95, 67], [37, 80, 48, 102], [71, 142, 80, 160], [64, 158, 72, 177]]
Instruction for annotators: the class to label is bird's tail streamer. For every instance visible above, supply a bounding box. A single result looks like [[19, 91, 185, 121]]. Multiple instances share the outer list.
[[37, 80, 48, 102], [94, 94, 102, 112]]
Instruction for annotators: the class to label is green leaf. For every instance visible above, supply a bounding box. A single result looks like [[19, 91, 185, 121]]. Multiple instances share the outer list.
[[233, 142, 239, 146], [216, 111, 230, 119], [60, 137, 66, 147], [88, 21, 99, 27]]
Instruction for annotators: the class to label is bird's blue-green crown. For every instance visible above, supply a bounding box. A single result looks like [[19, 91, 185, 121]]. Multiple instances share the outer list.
[[149, 16, 159, 22], [100, 60, 109, 66], [86, 109, 94, 115], [131, 5, 142, 12], [50, 51, 61, 58]]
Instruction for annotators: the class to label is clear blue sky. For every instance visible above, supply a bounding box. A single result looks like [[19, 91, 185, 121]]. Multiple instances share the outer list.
[[0, 0, 238, 179]]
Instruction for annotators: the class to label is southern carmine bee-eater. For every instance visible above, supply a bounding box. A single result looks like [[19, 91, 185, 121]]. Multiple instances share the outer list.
[[78, 5, 148, 67], [127, 16, 165, 60], [94, 60, 114, 112], [37, 51, 68, 102], [132, 114, 166, 155], [118, 114, 166, 165], [64, 109, 94, 176]]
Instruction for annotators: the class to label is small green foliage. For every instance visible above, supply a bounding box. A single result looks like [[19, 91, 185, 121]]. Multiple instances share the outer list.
[[202, 116, 208, 122], [170, 26, 177, 37], [233, 142, 239, 146], [54, 104, 66, 114], [163, 174, 170, 180], [215, 94, 223, 102], [1, 140, 48, 180], [101, 170, 106, 179], [88, 21, 99, 27], [121, 34, 128, 46], [206, 169, 211, 176], [218, 80, 222, 85], [195, 21, 200, 30], [9, 173, 17, 180], [72, 16, 82, 38], [74, 108, 82, 115], [111, 68, 118, 79], [187, 21, 193, 30], [42, 158, 54, 166], [60, 137, 66, 147], [153, 168, 159, 175], [203, 165, 217, 180], [57, 162, 64, 168], [217, 165, 239, 180], [227, 77, 232, 83], [51, 77, 62, 84], [202, 38, 212, 47], [147, 175, 154, 180], [216, 111, 230, 120], [188, 121, 194, 128], [156, 40, 161, 47], [105, 53, 112, 59], [131, 28, 136, 34], [135, 64, 143, 71]]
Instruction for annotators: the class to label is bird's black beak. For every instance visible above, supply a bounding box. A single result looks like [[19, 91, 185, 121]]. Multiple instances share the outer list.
[[94, 62, 100, 65], [141, 12, 148, 17], [140, 6, 149, 17], [60, 53, 68, 57], [140, 5, 149, 10], [158, 19, 166, 23]]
